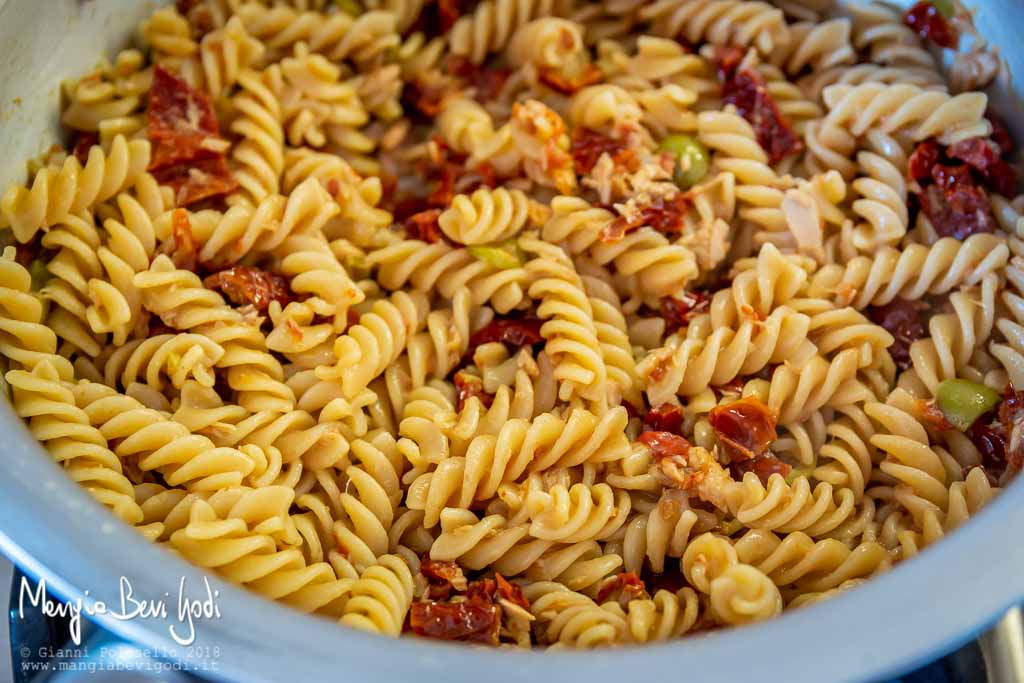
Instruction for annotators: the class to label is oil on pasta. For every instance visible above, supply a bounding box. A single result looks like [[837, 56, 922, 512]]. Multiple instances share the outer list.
[[0, 0, 1018, 647]]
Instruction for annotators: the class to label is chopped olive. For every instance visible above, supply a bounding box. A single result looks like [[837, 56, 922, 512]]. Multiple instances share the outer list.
[[467, 241, 523, 270], [658, 135, 709, 189], [29, 259, 50, 291], [936, 378, 1001, 431], [930, 0, 955, 18], [334, 0, 363, 16]]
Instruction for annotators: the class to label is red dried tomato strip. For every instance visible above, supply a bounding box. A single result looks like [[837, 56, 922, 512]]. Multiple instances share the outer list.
[[570, 127, 636, 175], [986, 109, 1015, 156], [403, 208, 445, 244], [71, 132, 99, 165], [661, 291, 711, 334], [907, 140, 942, 185], [147, 65, 221, 170], [716, 54, 801, 165], [152, 154, 238, 207], [420, 559, 465, 601], [602, 193, 691, 243], [947, 138, 1017, 197], [448, 56, 512, 102], [903, 1, 958, 49], [467, 317, 543, 354], [728, 454, 791, 486], [596, 572, 648, 606], [999, 384, 1024, 472], [203, 265, 293, 312], [495, 574, 529, 611], [538, 64, 603, 95], [643, 403, 684, 436], [638, 431, 691, 460], [453, 370, 494, 412], [709, 396, 778, 461], [867, 297, 928, 369], [409, 600, 499, 644], [170, 208, 198, 272]]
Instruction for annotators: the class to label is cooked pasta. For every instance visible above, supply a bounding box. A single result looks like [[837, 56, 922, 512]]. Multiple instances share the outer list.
[[1, 0, 1021, 650]]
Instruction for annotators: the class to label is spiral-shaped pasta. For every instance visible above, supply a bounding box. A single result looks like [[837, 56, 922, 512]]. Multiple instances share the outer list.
[[526, 482, 631, 543], [439, 188, 530, 246], [542, 196, 699, 301], [7, 361, 144, 524], [404, 406, 631, 526], [732, 528, 892, 592], [198, 15, 265, 99], [639, 0, 790, 55], [236, 4, 399, 66], [339, 554, 414, 636], [102, 333, 224, 392], [448, 0, 556, 64], [135, 255, 296, 412], [315, 291, 430, 398], [767, 18, 855, 75], [0, 248, 74, 375], [847, 1, 939, 70], [229, 67, 284, 206], [524, 581, 629, 648], [170, 491, 352, 615], [724, 472, 857, 537], [910, 274, 998, 395], [820, 83, 990, 146], [523, 237, 608, 408], [1, 135, 151, 243]]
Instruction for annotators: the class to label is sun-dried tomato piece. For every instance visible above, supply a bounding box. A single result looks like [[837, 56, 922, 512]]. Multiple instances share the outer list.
[[467, 317, 544, 356], [602, 193, 691, 243], [638, 431, 692, 460], [867, 297, 928, 369], [986, 109, 1015, 157], [420, 559, 467, 601], [596, 572, 648, 608], [903, 1, 958, 49], [919, 179, 996, 239], [437, 0, 465, 31], [403, 75, 450, 119], [714, 46, 746, 82], [719, 66, 802, 165], [494, 574, 529, 611], [661, 291, 711, 334], [709, 396, 778, 461], [448, 56, 512, 103], [643, 403, 684, 436], [917, 398, 955, 432], [999, 384, 1024, 472], [203, 265, 293, 312], [453, 370, 494, 411], [71, 132, 99, 165], [728, 454, 791, 486], [409, 599, 499, 644], [152, 154, 238, 207], [538, 64, 603, 95], [403, 208, 445, 244], [908, 140, 942, 185], [147, 66, 221, 170], [570, 127, 636, 175], [946, 138, 1018, 197], [169, 208, 198, 272]]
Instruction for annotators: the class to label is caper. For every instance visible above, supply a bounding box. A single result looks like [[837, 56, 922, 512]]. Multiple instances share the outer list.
[[936, 378, 1001, 431], [658, 134, 709, 190]]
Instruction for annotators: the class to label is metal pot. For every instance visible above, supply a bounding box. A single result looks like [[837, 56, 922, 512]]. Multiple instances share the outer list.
[[1, 1, 1022, 681]]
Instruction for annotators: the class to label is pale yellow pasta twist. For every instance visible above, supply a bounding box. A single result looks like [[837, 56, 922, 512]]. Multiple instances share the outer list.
[[339, 554, 414, 636], [170, 491, 352, 615], [439, 188, 530, 246], [639, 0, 790, 55], [315, 290, 430, 398], [229, 67, 285, 206], [806, 234, 1009, 310], [101, 333, 224, 392], [724, 472, 857, 537], [367, 240, 530, 314], [404, 406, 631, 526], [448, 0, 556, 64], [1, 135, 151, 243], [524, 581, 629, 648], [135, 255, 296, 412], [6, 361, 144, 525], [236, 4, 399, 65], [0, 248, 75, 375]]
